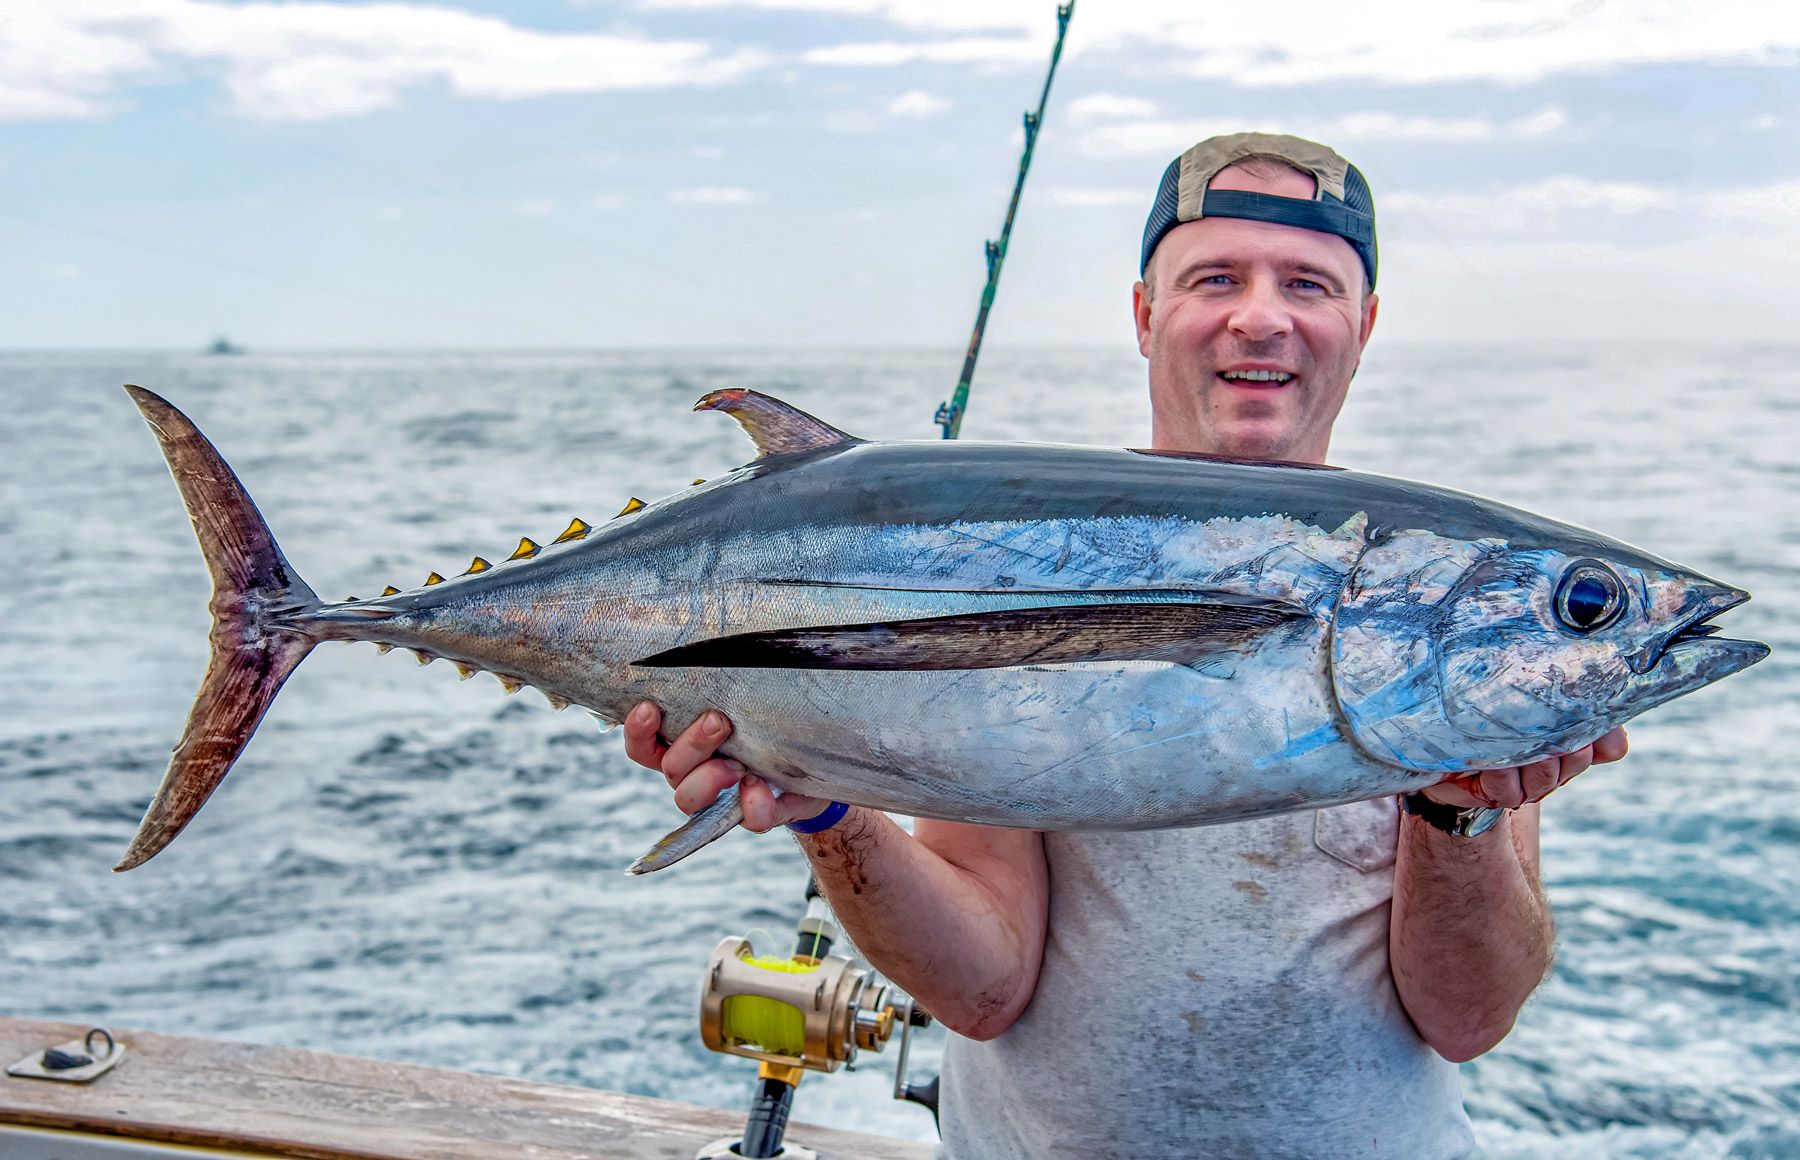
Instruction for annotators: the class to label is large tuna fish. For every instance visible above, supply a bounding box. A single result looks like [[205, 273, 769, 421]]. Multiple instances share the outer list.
[[115, 385, 1767, 874]]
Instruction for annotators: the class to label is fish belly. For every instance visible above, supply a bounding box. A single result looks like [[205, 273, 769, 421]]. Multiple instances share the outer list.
[[632, 625, 1435, 829]]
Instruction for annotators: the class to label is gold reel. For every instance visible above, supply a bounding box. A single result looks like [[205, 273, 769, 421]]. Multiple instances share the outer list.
[[693, 886, 937, 1160], [699, 935, 901, 1074]]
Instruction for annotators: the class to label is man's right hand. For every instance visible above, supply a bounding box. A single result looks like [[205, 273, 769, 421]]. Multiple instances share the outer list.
[[621, 702, 1049, 1039], [622, 702, 834, 832]]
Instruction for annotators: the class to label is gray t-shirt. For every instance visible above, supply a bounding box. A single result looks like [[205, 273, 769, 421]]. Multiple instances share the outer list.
[[937, 797, 1475, 1158]]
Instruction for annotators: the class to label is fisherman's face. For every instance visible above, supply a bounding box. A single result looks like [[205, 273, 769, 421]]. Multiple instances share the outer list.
[[1134, 164, 1378, 465]]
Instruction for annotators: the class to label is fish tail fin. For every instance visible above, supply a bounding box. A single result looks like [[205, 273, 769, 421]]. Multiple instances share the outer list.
[[116, 385, 321, 872]]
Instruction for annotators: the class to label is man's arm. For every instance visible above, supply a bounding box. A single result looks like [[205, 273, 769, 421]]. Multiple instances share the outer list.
[[1389, 728, 1627, 1061], [624, 704, 1050, 1040]]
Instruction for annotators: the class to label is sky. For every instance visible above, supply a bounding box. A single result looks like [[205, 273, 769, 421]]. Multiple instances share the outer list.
[[3, 0, 1799, 349]]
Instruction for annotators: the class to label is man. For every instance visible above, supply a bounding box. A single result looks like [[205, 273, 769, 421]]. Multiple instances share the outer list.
[[625, 133, 1627, 1156]]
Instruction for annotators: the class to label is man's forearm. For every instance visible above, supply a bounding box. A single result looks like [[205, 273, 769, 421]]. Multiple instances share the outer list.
[[795, 810, 1047, 1040], [1389, 804, 1552, 1062]]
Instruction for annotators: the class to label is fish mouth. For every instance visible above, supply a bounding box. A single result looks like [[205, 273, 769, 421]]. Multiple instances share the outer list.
[[1637, 585, 1769, 678]]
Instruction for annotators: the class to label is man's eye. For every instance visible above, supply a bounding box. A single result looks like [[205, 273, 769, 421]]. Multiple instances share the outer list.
[[1290, 279, 1324, 292]]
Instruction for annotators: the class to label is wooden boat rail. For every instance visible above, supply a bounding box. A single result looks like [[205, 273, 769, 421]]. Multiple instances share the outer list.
[[1, 1016, 932, 1159]]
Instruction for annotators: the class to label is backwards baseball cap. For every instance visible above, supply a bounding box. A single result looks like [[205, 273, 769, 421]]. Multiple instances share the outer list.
[[1139, 132, 1378, 290]]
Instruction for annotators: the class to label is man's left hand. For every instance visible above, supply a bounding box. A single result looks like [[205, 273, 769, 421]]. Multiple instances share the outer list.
[[1423, 726, 1629, 811]]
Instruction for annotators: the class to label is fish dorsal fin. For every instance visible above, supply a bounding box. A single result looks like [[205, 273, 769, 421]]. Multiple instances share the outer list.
[[695, 389, 859, 458]]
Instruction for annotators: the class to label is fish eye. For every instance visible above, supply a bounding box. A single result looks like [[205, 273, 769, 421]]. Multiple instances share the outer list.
[[1554, 561, 1626, 633]]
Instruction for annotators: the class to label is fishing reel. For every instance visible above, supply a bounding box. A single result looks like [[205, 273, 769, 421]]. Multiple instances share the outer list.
[[700, 936, 910, 1074], [695, 880, 937, 1160]]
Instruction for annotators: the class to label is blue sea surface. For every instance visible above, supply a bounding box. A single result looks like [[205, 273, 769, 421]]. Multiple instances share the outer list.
[[0, 346, 1794, 1155]]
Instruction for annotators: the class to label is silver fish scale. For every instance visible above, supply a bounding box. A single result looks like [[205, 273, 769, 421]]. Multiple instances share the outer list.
[[366, 483, 1427, 827], [113, 388, 1768, 874]]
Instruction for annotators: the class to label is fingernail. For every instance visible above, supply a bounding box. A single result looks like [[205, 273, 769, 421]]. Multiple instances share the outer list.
[[723, 760, 745, 775]]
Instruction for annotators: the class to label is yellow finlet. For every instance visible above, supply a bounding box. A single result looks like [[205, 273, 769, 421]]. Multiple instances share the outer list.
[[495, 674, 524, 694], [691, 478, 706, 486], [375, 643, 394, 654], [343, 595, 359, 602], [413, 650, 436, 666], [424, 572, 446, 586], [616, 497, 646, 517], [381, 585, 400, 596], [554, 517, 591, 544], [453, 662, 477, 680], [540, 689, 572, 712], [509, 537, 540, 561], [465, 557, 491, 575]]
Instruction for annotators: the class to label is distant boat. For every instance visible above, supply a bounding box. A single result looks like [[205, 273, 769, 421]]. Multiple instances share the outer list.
[[205, 336, 246, 356]]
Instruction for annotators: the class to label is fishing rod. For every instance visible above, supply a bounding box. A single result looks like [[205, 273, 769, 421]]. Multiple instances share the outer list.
[[695, 13, 1077, 1149], [933, 1, 1075, 440]]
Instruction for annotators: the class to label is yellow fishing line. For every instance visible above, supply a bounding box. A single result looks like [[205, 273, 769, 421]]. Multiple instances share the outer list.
[[719, 954, 818, 1057]]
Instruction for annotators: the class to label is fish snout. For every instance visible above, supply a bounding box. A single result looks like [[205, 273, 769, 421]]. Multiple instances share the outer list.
[[1628, 578, 1768, 683]]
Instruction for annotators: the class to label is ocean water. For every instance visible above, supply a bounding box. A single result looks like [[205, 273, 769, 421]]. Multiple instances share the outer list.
[[0, 346, 1794, 1156]]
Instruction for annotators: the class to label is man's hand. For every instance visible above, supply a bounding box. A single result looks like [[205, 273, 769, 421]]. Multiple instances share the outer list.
[[1421, 726, 1628, 811], [622, 701, 1049, 1038], [621, 702, 832, 832], [1392, 724, 1628, 1060]]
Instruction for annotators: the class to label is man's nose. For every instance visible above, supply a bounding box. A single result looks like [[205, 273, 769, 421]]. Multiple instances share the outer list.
[[1227, 278, 1292, 341]]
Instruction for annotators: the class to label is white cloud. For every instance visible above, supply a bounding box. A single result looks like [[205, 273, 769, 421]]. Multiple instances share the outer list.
[[826, 87, 951, 132], [0, 0, 769, 123], [691, 145, 727, 160], [1707, 181, 1800, 228], [1067, 94, 1157, 124], [19, 0, 1793, 131], [1335, 107, 1568, 141], [1048, 188, 1143, 207], [1385, 178, 1674, 228], [886, 88, 950, 118], [512, 197, 558, 217], [1377, 232, 1800, 345], [1079, 107, 1572, 156], [658, 0, 1800, 86], [669, 186, 759, 204], [823, 107, 880, 133], [803, 37, 1043, 66], [591, 193, 631, 210], [0, 4, 157, 121], [1384, 176, 1800, 237]]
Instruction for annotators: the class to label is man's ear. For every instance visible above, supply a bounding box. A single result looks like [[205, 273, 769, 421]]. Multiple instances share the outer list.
[[1359, 290, 1379, 350], [1133, 281, 1153, 357]]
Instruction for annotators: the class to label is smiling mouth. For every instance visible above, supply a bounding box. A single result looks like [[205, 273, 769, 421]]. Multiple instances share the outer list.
[[1219, 369, 1294, 386]]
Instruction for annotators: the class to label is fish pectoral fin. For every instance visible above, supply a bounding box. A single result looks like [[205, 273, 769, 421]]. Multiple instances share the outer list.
[[634, 600, 1307, 671], [627, 784, 745, 875], [694, 389, 860, 458]]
